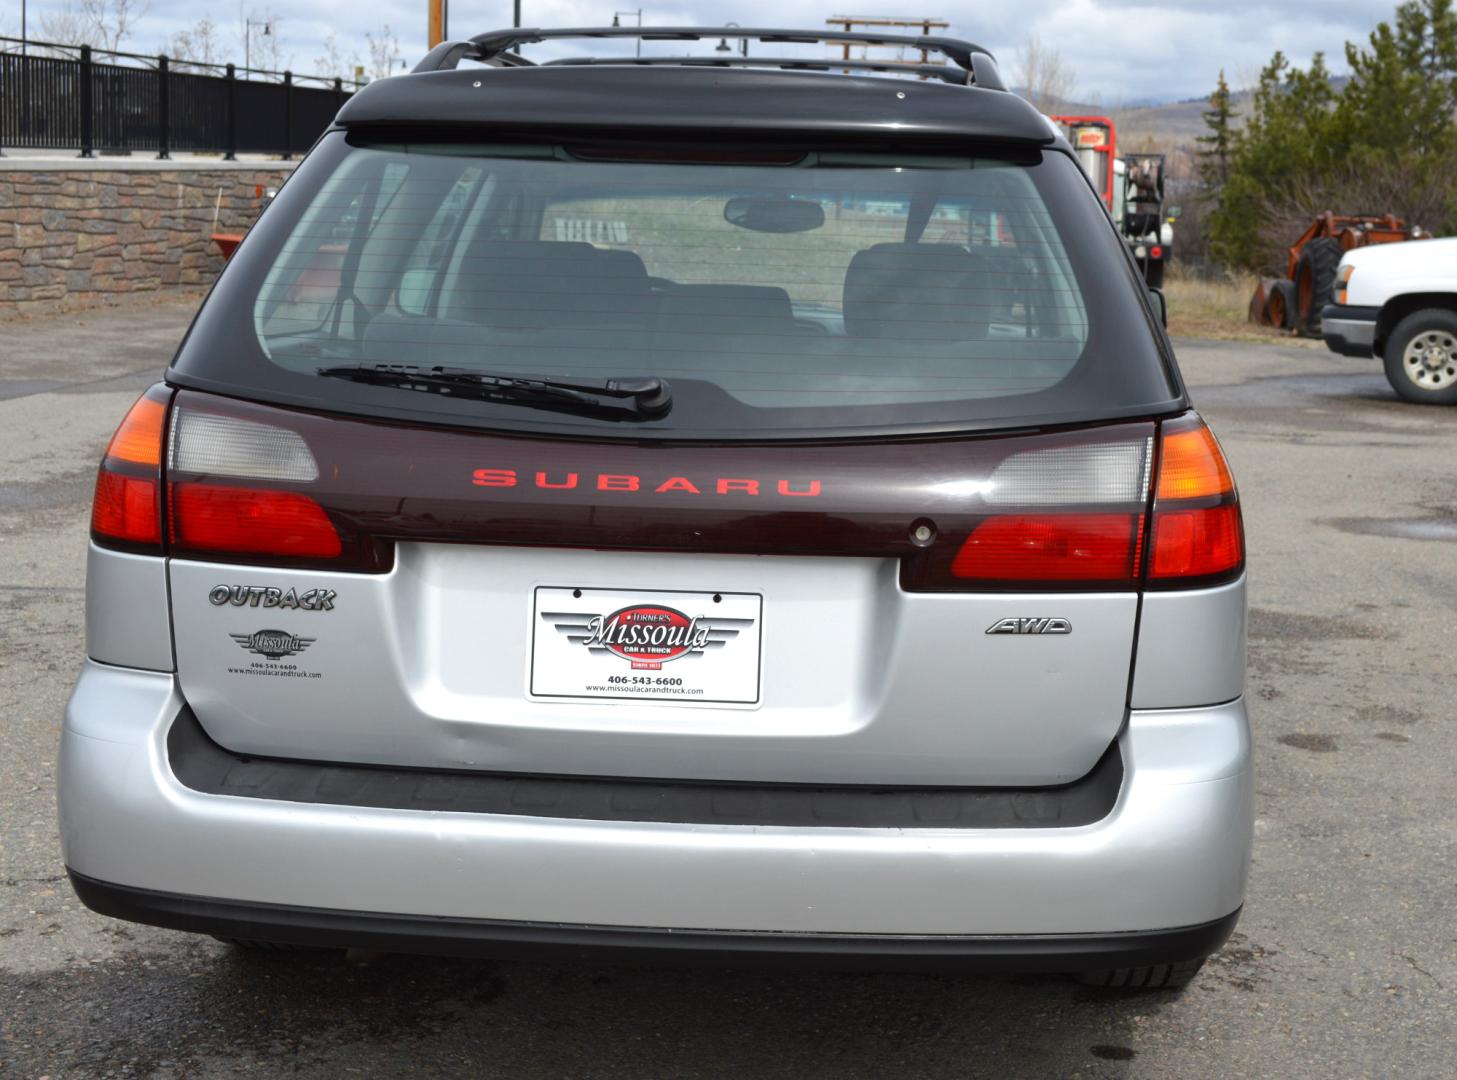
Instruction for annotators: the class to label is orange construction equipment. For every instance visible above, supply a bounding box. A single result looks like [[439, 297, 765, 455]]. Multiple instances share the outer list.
[[1252, 212, 1428, 334]]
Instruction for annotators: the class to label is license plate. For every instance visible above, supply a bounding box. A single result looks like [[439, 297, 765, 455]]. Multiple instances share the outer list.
[[530, 587, 763, 705]]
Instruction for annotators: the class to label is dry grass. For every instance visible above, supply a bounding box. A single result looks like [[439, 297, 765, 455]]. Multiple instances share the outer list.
[[1162, 265, 1320, 345]]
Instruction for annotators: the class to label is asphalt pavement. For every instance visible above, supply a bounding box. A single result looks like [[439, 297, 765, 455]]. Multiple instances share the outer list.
[[1, 297, 1454, 1078]]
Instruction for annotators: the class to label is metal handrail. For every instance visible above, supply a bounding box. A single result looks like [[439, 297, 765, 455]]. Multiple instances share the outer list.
[[0, 35, 363, 88]]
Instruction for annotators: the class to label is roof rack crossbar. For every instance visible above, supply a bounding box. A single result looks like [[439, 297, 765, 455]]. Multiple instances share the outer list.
[[448, 26, 996, 77], [541, 54, 972, 86]]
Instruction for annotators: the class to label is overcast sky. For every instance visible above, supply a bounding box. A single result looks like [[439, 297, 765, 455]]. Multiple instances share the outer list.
[[8, 0, 1407, 102]]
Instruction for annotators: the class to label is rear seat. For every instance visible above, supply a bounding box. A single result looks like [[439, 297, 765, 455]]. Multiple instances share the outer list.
[[842, 242, 992, 342], [448, 240, 659, 330], [657, 284, 802, 335]]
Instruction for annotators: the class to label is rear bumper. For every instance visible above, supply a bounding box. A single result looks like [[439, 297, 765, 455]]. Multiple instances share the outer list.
[[1321, 304, 1378, 357], [60, 660, 1252, 948], [68, 871, 1240, 972]]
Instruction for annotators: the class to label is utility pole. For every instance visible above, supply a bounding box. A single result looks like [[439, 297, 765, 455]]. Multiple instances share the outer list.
[[428, 0, 448, 48]]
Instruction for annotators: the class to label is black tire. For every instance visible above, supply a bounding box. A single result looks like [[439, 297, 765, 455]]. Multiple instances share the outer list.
[[212, 936, 330, 953], [1266, 278, 1297, 330], [1383, 309, 1457, 405], [1079, 957, 1205, 990], [1295, 237, 1342, 335]]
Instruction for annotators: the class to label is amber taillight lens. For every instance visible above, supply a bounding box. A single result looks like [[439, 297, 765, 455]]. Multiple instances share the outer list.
[[91, 385, 172, 554], [1147, 414, 1244, 588]]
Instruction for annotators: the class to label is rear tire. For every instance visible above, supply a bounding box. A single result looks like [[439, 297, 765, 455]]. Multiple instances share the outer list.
[[1248, 279, 1273, 325], [1265, 278, 1297, 330], [1295, 237, 1343, 335], [1079, 957, 1205, 990], [1383, 309, 1457, 404]]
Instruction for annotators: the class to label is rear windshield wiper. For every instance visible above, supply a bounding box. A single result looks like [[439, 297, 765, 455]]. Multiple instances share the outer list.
[[315, 364, 672, 421]]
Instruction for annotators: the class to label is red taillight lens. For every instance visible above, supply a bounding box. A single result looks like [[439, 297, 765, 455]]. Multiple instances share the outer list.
[[171, 484, 342, 559], [92, 471, 161, 545], [1148, 415, 1244, 587], [91, 386, 170, 553], [952, 513, 1143, 585], [1150, 245, 1164, 260], [1150, 504, 1241, 579]]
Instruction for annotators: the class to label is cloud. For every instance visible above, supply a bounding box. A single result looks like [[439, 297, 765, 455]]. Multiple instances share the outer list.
[[53, 0, 1402, 101]]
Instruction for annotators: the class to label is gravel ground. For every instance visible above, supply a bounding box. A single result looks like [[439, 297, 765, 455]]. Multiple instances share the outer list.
[[1, 297, 1454, 1078]]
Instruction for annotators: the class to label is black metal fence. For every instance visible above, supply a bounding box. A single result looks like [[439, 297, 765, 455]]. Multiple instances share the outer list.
[[0, 37, 362, 159]]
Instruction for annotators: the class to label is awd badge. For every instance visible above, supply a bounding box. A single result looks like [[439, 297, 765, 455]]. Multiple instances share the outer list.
[[985, 617, 1072, 636]]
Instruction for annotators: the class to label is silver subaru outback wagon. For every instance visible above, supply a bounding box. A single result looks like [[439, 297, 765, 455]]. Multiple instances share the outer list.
[[61, 26, 1251, 989]]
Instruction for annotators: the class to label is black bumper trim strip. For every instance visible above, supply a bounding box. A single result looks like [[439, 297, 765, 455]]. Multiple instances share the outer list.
[[69, 871, 1240, 972], [167, 707, 1123, 829]]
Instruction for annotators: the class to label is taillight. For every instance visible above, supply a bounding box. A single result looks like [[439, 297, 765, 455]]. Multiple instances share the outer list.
[[91, 385, 171, 554], [1147, 414, 1243, 588], [927, 435, 1153, 590], [1150, 245, 1164, 260], [171, 485, 342, 558], [922, 414, 1241, 591], [166, 405, 348, 567], [953, 513, 1143, 583]]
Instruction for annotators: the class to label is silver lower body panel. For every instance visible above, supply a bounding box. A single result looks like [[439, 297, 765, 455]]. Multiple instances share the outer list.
[[60, 660, 1252, 937]]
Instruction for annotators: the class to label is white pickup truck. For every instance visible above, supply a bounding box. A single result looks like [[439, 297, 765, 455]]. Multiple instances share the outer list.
[[1322, 237, 1457, 403]]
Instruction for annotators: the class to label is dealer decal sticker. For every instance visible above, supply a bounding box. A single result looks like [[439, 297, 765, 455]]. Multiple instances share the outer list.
[[226, 629, 323, 679], [532, 588, 762, 705]]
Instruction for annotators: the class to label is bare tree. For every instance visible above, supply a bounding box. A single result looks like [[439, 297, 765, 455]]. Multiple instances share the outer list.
[[314, 33, 361, 82], [366, 24, 401, 81], [1015, 34, 1075, 113], [36, 0, 145, 52], [79, 0, 147, 52], [37, 4, 90, 49], [1253, 159, 1455, 274], [168, 17, 222, 70]]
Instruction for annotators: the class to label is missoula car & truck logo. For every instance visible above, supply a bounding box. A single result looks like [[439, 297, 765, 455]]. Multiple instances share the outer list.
[[543, 603, 750, 671], [587, 605, 711, 666], [229, 629, 316, 660]]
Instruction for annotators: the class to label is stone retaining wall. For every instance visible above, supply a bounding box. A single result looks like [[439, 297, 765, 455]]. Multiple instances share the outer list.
[[0, 162, 296, 316]]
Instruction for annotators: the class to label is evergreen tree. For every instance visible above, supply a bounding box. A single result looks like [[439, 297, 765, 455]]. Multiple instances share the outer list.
[[1206, 0, 1457, 271], [1197, 69, 1235, 188]]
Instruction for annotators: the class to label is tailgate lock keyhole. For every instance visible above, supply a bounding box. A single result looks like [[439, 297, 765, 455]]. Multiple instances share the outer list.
[[910, 520, 937, 547]]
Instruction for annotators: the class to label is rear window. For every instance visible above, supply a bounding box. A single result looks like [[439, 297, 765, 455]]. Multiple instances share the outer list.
[[172, 132, 1179, 438]]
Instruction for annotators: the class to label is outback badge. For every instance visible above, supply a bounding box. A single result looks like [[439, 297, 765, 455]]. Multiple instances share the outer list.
[[210, 585, 336, 611], [986, 617, 1072, 636]]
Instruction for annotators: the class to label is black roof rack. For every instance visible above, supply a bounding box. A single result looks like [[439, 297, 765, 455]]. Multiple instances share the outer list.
[[543, 55, 972, 86], [414, 26, 1006, 90]]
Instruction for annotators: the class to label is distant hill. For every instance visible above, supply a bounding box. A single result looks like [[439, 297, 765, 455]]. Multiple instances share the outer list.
[[1038, 90, 1254, 153]]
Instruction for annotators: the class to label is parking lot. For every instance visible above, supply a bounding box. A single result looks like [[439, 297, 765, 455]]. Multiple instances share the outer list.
[[1, 296, 1454, 1078]]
